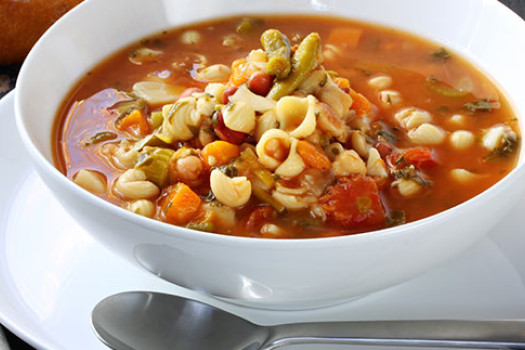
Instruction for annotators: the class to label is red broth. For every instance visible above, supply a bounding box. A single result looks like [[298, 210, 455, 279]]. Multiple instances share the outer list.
[[53, 15, 520, 238]]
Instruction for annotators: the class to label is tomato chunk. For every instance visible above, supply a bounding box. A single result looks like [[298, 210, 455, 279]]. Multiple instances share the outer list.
[[389, 147, 437, 170], [243, 206, 275, 232], [320, 175, 385, 230]]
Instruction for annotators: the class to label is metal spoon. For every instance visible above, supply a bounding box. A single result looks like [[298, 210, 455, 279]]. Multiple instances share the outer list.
[[92, 291, 525, 350]]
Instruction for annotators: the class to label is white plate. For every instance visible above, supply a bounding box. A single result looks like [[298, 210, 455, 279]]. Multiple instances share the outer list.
[[2, 90, 525, 350]]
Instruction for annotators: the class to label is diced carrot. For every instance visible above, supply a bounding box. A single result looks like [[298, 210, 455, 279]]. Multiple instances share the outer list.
[[117, 109, 150, 136], [333, 76, 350, 91], [229, 58, 250, 87], [326, 27, 363, 49], [162, 182, 202, 225], [296, 140, 331, 170], [320, 174, 385, 230], [349, 89, 372, 116], [201, 140, 240, 168]]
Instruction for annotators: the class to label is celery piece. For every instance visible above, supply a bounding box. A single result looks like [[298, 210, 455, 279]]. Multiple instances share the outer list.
[[135, 147, 175, 187]]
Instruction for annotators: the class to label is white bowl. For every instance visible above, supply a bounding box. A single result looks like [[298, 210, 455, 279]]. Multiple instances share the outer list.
[[15, 0, 525, 309]]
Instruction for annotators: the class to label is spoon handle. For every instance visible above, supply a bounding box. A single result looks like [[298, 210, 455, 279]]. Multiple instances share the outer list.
[[264, 320, 525, 349]]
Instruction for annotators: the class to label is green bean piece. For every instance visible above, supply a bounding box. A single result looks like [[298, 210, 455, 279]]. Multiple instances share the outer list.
[[84, 131, 117, 145], [267, 32, 321, 100], [426, 76, 470, 98], [252, 186, 286, 214], [133, 133, 172, 152], [261, 29, 292, 79], [135, 147, 175, 188]]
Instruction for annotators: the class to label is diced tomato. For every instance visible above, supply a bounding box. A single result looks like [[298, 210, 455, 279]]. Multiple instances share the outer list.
[[213, 112, 245, 144], [389, 147, 437, 170], [320, 175, 385, 230], [243, 206, 275, 232]]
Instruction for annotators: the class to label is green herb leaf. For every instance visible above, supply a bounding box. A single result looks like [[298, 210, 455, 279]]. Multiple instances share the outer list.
[[432, 47, 450, 61], [84, 131, 118, 145], [463, 99, 501, 114], [386, 210, 406, 227]]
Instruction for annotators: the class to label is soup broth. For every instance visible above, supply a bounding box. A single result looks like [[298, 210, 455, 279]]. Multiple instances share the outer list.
[[54, 15, 520, 238]]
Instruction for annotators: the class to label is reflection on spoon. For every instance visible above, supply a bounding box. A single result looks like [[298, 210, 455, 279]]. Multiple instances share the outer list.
[[92, 291, 525, 350]]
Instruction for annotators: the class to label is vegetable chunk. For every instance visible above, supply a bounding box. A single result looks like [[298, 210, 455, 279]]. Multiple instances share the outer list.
[[161, 183, 202, 224], [320, 175, 385, 230]]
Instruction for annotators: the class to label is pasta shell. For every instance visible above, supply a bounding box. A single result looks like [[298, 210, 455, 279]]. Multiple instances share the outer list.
[[275, 138, 305, 178], [366, 148, 388, 179], [394, 107, 432, 130], [210, 169, 252, 208], [229, 84, 276, 112], [272, 191, 307, 210], [160, 97, 198, 141], [256, 128, 291, 170], [255, 109, 278, 142], [332, 150, 367, 177], [194, 64, 231, 83], [222, 101, 256, 133], [132, 81, 185, 105], [276, 95, 317, 138], [316, 77, 352, 117]]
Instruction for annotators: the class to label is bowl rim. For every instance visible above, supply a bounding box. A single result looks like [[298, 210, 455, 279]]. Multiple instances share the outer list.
[[14, 0, 525, 248]]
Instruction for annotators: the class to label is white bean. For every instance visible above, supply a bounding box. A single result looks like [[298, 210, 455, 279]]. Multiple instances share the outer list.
[[450, 130, 474, 150], [181, 30, 201, 45], [408, 123, 446, 145], [73, 169, 107, 194], [129, 199, 155, 218], [114, 169, 160, 200], [450, 169, 478, 183], [395, 179, 422, 196], [378, 90, 402, 106], [368, 75, 393, 90]]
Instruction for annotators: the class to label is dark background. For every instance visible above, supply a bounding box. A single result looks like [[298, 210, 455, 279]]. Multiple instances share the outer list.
[[0, 0, 523, 349]]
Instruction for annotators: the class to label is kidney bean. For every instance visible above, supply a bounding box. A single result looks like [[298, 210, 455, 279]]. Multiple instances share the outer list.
[[375, 141, 395, 159], [222, 86, 238, 104], [178, 87, 202, 100], [213, 111, 245, 144], [248, 72, 273, 96]]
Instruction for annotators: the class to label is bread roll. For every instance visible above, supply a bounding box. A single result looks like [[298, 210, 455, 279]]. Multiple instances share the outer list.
[[0, 0, 83, 64]]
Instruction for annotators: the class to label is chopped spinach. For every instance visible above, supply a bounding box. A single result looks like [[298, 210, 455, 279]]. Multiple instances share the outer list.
[[432, 47, 450, 61], [84, 131, 117, 145], [386, 210, 406, 227], [464, 99, 500, 114]]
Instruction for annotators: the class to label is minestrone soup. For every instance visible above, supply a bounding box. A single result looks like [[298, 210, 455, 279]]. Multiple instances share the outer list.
[[53, 15, 520, 238]]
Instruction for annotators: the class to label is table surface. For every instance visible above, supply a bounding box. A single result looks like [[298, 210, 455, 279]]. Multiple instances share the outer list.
[[1, 0, 524, 349]]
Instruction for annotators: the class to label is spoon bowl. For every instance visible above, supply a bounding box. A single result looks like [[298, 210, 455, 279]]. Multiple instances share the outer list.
[[92, 291, 525, 350]]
